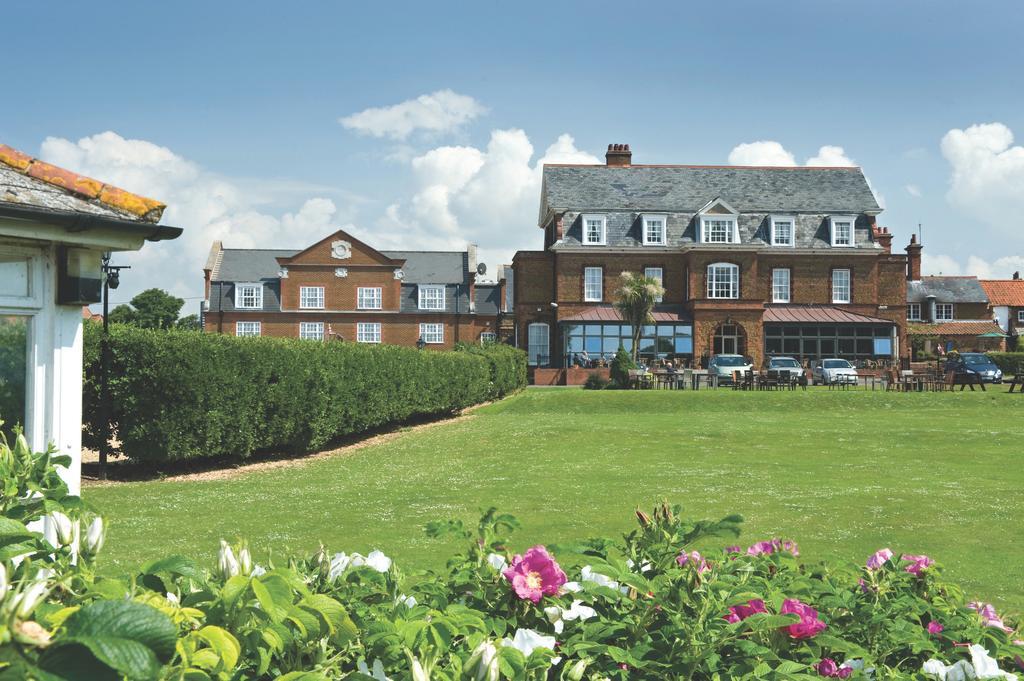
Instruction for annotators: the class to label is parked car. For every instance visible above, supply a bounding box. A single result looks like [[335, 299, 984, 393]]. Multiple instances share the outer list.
[[765, 356, 805, 381], [812, 358, 858, 385], [708, 354, 753, 384], [944, 352, 1003, 384]]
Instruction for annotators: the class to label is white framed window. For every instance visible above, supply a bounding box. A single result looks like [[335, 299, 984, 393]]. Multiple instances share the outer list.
[[707, 263, 739, 299], [641, 214, 666, 245], [907, 303, 921, 321], [700, 217, 739, 244], [644, 267, 664, 303], [235, 321, 261, 337], [935, 303, 954, 321], [357, 287, 382, 310], [356, 322, 381, 343], [299, 321, 324, 341], [581, 214, 607, 245], [418, 285, 445, 310], [527, 322, 549, 366], [480, 331, 497, 344], [299, 286, 324, 309], [770, 216, 795, 247], [830, 216, 855, 247], [1018, 310, 1024, 323], [772, 268, 791, 303], [832, 269, 851, 304], [235, 283, 263, 309], [583, 267, 603, 302], [420, 323, 444, 344]]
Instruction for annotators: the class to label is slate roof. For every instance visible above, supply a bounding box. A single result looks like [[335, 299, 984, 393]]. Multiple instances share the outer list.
[[216, 249, 297, 282], [763, 306, 893, 325], [0, 143, 165, 222], [540, 165, 881, 219], [979, 279, 1024, 307], [906, 320, 1005, 337], [907, 277, 989, 304], [380, 251, 467, 284], [474, 284, 503, 315]]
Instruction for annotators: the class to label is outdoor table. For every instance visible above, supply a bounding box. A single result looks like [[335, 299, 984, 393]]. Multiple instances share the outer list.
[[855, 373, 880, 390], [690, 370, 717, 390]]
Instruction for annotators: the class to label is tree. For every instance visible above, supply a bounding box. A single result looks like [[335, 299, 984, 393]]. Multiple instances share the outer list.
[[614, 271, 665, 363], [110, 289, 184, 330], [176, 314, 202, 331]]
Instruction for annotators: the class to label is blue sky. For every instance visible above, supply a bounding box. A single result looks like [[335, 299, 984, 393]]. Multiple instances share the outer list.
[[5, 1, 1024, 306]]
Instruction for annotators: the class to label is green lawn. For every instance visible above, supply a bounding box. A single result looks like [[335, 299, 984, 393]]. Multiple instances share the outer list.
[[87, 388, 1024, 613]]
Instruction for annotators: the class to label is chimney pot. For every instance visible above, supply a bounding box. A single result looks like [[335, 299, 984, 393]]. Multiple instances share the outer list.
[[605, 142, 633, 167], [905, 233, 923, 281], [1014, 271, 1021, 280]]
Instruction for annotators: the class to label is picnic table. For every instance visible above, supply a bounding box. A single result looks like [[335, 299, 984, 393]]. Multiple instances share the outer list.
[[854, 373, 881, 390], [1009, 375, 1023, 393], [690, 369, 718, 389]]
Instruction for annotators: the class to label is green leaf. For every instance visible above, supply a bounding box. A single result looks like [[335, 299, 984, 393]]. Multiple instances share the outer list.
[[195, 625, 240, 671], [139, 554, 205, 582], [219, 574, 251, 609], [276, 673, 329, 681], [251, 574, 292, 622], [741, 613, 800, 632]]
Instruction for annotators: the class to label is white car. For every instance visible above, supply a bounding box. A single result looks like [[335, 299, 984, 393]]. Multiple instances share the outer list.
[[812, 358, 858, 385], [707, 354, 753, 384]]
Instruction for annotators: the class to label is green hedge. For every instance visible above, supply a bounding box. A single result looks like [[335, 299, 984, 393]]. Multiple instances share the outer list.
[[83, 324, 525, 463], [987, 351, 1024, 375]]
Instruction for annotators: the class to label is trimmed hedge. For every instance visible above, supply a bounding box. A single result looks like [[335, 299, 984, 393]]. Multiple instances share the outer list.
[[987, 351, 1024, 375], [83, 324, 525, 463]]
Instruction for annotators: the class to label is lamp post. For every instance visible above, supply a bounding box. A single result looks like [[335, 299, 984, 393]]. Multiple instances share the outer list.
[[99, 254, 130, 480]]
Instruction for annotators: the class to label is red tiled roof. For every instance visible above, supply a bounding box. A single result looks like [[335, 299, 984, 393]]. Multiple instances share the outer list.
[[0, 144, 165, 222], [907, 320, 1006, 337], [763, 306, 893, 324], [979, 280, 1024, 307], [561, 305, 692, 323]]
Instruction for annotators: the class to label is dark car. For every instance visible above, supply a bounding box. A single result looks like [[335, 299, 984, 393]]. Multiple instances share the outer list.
[[945, 352, 1003, 384]]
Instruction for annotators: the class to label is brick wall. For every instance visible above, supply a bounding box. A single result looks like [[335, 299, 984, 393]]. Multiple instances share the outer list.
[[279, 266, 402, 311]]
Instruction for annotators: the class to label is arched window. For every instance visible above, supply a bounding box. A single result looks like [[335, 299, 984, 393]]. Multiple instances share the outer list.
[[527, 323, 550, 366], [707, 263, 739, 299]]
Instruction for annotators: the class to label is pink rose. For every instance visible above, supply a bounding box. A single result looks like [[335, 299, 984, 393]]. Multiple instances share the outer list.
[[502, 545, 566, 603], [747, 538, 799, 557], [866, 548, 893, 570], [781, 598, 827, 639], [724, 598, 767, 623], [816, 659, 851, 677], [927, 620, 944, 635], [677, 550, 710, 574], [902, 554, 934, 576]]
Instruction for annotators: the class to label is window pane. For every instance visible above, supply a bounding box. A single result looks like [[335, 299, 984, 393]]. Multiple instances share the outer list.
[[568, 336, 583, 352], [603, 337, 620, 353], [0, 316, 28, 439], [675, 337, 693, 354], [585, 325, 602, 335], [0, 257, 30, 297], [584, 336, 601, 353]]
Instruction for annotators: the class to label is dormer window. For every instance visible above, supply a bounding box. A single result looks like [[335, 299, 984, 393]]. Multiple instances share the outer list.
[[700, 217, 739, 244], [641, 214, 667, 245], [235, 283, 263, 309], [581, 214, 606, 245], [830, 216, 856, 247], [770, 216, 795, 247]]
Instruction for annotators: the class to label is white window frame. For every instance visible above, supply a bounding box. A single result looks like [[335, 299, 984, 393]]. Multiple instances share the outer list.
[[700, 216, 739, 244], [935, 303, 954, 321], [480, 331, 497, 344], [641, 214, 667, 245], [706, 263, 739, 299], [581, 214, 607, 246], [527, 322, 550, 366], [356, 322, 381, 343], [907, 303, 921, 321], [1018, 310, 1024, 323], [770, 215, 795, 247], [357, 287, 382, 310], [829, 216, 856, 247], [831, 269, 851, 304], [235, 283, 263, 309], [235, 321, 261, 337], [418, 285, 445, 310], [299, 285, 324, 310], [583, 266, 603, 302], [644, 267, 664, 303], [420, 322, 444, 344], [299, 321, 324, 341], [772, 268, 791, 303]]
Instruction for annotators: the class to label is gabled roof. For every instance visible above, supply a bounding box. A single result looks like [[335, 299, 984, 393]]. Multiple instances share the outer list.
[[539, 164, 881, 224], [907, 277, 989, 304], [979, 279, 1024, 307], [0, 143, 165, 222]]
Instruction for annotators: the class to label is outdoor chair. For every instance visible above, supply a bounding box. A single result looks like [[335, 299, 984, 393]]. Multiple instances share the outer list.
[[681, 368, 692, 390]]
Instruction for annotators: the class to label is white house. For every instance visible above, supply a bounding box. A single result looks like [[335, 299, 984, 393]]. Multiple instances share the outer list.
[[0, 143, 181, 496]]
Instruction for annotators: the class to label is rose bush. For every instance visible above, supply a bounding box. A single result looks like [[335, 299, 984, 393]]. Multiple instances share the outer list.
[[1, 430, 1022, 679]]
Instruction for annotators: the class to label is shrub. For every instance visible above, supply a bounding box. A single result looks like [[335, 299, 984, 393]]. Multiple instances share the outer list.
[[83, 326, 525, 462], [609, 345, 635, 387], [3, 443, 1023, 680], [583, 373, 610, 390], [987, 351, 1024, 375]]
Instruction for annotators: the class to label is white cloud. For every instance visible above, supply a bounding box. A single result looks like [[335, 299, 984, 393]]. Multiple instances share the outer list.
[[727, 141, 796, 166], [905, 184, 922, 198], [40, 132, 353, 308], [339, 90, 486, 140], [805, 145, 855, 167], [921, 253, 964, 276], [922, 253, 1024, 278], [941, 122, 1024, 237], [348, 131, 599, 271]]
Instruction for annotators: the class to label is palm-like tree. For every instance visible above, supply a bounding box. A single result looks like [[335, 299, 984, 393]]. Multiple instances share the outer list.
[[614, 271, 666, 363]]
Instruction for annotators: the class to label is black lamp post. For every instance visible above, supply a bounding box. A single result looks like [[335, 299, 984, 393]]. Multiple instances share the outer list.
[[99, 254, 130, 480], [416, 336, 426, 350]]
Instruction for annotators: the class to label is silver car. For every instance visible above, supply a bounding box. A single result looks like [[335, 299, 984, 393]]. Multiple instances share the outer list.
[[765, 356, 805, 381], [708, 354, 753, 385], [812, 358, 858, 385]]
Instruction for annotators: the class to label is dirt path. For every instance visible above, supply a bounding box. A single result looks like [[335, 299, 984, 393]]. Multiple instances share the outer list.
[[82, 403, 489, 487]]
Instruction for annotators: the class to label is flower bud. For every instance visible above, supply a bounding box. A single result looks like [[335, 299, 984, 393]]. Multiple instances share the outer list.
[[82, 517, 105, 558], [218, 540, 239, 580], [14, 432, 30, 464], [405, 650, 429, 681], [466, 640, 498, 681], [238, 542, 253, 577], [14, 579, 50, 620], [635, 508, 652, 528], [566, 658, 589, 681], [51, 512, 75, 548]]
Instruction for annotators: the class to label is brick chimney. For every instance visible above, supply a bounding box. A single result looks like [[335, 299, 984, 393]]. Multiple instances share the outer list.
[[872, 223, 893, 253], [905, 233, 922, 281], [605, 143, 632, 167]]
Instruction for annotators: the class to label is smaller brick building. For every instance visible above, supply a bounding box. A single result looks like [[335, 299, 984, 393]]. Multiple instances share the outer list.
[[202, 230, 506, 348], [979, 274, 1024, 350]]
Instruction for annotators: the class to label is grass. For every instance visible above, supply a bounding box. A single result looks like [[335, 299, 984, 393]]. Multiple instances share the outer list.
[[87, 388, 1024, 613]]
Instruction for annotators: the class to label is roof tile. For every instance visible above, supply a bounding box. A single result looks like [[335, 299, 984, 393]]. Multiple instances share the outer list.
[[979, 280, 1024, 307], [907, 320, 1005, 336], [26, 159, 103, 198], [0, 145, 32, 172]]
